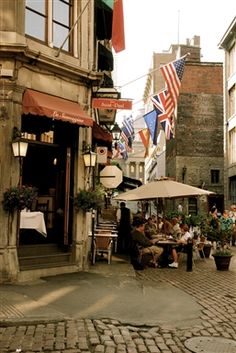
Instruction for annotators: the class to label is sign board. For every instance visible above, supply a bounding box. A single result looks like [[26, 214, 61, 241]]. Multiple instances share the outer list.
[[96, 147, 108, 164], [92, 98, 132, 110], [99, 165, 123, 189]]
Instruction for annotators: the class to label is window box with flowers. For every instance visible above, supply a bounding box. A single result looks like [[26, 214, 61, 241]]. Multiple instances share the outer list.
[[2, 185, 38, 214]]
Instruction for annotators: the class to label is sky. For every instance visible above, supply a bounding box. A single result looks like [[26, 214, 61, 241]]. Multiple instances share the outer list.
[[114, 0, 235, 121]]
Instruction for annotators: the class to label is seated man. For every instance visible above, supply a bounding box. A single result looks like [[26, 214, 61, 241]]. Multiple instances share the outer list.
[[170, 217, 182, 240], [130, 217, 163, 268], [144, 217, 158, 239], [168, 224, 192, 269]]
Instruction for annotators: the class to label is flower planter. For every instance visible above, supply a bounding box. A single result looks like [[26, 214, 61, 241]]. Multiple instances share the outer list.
[[212, 254, 232, 271]]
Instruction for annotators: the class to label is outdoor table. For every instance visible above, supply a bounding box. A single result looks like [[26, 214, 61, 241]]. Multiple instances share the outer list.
[[156, 239, 178, 267], [20, 211, 47, 237]]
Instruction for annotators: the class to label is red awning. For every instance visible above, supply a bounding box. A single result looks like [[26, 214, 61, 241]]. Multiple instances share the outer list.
[[22, 89, 93, 127], [92, 122, 113, 142]]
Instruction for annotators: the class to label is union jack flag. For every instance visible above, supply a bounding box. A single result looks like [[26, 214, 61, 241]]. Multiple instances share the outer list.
[[151, 90, 174, 140]]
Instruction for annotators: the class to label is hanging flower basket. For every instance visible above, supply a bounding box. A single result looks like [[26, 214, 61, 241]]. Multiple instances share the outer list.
[[2, 185, 38, 213], [74, 187, 105, 212]]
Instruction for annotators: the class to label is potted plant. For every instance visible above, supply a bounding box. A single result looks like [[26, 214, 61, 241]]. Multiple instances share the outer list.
[[2, 185, 38, 214], [203, 213, 233, 271], [74, 186, 105, 212], [211, 228, 233, 271]]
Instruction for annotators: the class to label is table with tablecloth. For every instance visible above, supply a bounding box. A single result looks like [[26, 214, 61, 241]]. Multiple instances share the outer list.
[[20, 211, 47, 237]]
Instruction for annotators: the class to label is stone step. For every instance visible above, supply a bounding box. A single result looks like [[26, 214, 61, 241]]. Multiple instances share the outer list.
[[18, 243, 66, 257], [19, 252, 72, 270]]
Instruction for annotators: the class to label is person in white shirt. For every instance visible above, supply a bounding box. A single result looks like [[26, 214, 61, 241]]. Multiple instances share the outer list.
[[168, 224, 192, 268]]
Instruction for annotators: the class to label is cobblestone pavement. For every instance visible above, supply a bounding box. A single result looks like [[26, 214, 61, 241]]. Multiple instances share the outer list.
[[0, 253, 236, 353]]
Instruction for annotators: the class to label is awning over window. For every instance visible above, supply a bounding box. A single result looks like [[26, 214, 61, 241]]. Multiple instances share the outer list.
[[22, 89, 93, 127]]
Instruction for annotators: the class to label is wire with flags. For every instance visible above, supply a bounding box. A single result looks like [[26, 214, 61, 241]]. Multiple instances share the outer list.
[[113, 55, 187, 160]]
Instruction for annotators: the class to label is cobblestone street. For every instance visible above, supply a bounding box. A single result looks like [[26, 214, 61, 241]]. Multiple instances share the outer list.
[[0, 252, 236, 353]]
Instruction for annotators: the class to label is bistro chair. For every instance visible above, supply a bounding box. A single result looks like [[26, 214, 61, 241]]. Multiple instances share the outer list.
[[92, 232, 113, 264]]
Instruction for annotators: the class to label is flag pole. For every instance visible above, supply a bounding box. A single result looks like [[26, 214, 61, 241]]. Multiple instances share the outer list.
[[55, 0, 91, 57]]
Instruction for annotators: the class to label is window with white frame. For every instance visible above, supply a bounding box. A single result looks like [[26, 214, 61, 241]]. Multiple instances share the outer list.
[[228, 43, 236, 78], [25, 0, 46, 41], [229, 85, 236, 118], [25, 0, 72, 52], [229, 127, 236, 164]]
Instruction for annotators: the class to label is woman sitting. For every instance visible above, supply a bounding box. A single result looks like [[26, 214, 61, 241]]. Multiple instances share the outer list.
[[168, 224, 192, 269]]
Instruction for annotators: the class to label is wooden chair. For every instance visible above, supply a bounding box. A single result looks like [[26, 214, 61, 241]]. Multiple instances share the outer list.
[[36, 200, 49, 228], [92, 233, 113, 264]]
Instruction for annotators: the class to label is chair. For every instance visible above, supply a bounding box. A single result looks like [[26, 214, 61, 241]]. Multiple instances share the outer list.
[[92, 233, 113, 264], [36, 200, 49, 228]]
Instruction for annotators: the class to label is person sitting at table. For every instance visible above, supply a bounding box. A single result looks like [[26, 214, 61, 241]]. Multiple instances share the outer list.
[[161, 218, 173, 235], [168, 224, 192, 268], [130, 217, 163, 269], [170, 217, 182, 240], [144, 217, 158, 239]]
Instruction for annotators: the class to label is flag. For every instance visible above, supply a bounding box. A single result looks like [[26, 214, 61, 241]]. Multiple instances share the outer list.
[[121, 115, 134, 151], [112, 0, 125, 53], [122, 115, 134, 136], [138, 128, 150, 157], [143, 110, 158, 145], [118, 141, 128, 160], [160, 55, 186, 109], [151, 90, 174, 140]]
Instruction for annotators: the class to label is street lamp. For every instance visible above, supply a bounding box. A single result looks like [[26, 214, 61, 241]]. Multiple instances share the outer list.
[[93, 87, 121, 125], [83, 150, 97, 168], [111, 122, 121, 141], [12, 127, 28, 187], [11, 127, 29, 247]]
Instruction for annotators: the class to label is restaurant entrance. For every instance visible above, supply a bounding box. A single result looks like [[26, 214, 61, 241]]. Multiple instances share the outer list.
[[20, 115, 77, 249]]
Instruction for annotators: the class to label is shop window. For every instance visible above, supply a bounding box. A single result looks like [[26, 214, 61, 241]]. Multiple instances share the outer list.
[[211, 169, 220, 184]]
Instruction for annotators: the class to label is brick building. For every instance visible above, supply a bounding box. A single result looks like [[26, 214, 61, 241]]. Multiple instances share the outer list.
[[144, 36, 224, 214]]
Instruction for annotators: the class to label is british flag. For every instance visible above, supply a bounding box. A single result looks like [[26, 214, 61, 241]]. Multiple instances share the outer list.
[[151, 90, 174, 140]]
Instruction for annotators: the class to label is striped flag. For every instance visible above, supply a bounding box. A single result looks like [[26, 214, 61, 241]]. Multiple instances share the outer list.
[[160, 55, 186, 111], [138, 128, 150, 157]]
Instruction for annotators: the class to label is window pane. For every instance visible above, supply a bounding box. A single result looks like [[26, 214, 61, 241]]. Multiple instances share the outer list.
[[53, 23, 69, 50], [26, 0, 45, 14], [53, 0, 70, 26], [25, 9, 45, 41]]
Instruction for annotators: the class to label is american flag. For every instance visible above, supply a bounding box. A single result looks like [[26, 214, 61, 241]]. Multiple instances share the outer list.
[[160, 56, 186, 109], [151, 90, 174, 140]]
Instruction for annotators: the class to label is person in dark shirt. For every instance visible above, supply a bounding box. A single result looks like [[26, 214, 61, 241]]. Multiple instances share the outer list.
[[116, 202, 132, 254], [131, 217, 163, 268]]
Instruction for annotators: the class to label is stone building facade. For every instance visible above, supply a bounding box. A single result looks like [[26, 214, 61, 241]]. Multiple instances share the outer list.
[[219, 17, 236, 208], [0, 0, 114, 282]]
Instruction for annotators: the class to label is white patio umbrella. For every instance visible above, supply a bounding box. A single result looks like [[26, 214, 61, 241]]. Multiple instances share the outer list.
[[113, 179, 214, 201]]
